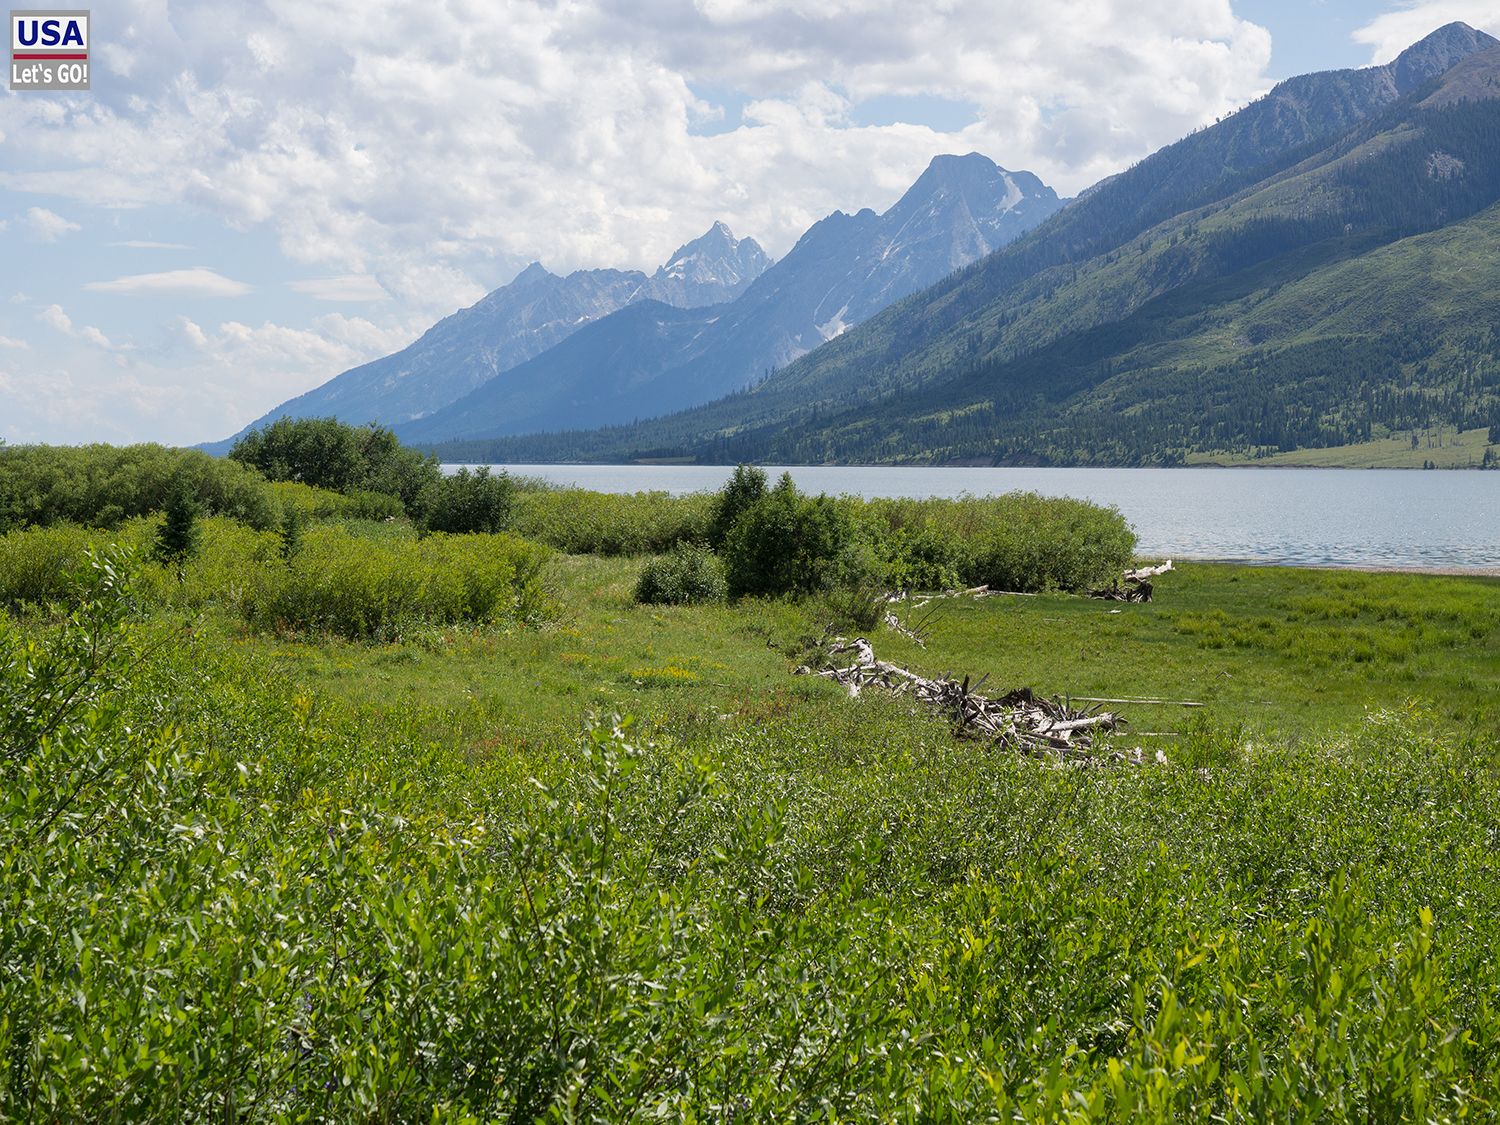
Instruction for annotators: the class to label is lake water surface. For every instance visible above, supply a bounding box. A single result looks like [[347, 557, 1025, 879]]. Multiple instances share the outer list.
[[458, 464, 1500, 571]]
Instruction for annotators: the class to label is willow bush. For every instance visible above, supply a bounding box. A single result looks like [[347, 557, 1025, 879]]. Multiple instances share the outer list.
[[510, 488, 713, 555], [0, 443, 279, 531], [861, 491, 1136, 591], [0, 519, 550, 639], [240, 526, 550, 639]]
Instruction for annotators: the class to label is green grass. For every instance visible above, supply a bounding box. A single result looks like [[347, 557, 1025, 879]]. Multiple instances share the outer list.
[[239, 556, 1500, 752], [1188, 426, 1497, 468]]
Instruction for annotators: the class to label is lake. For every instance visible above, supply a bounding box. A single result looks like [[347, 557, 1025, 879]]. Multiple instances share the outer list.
[[455, 464, 1500, 571]]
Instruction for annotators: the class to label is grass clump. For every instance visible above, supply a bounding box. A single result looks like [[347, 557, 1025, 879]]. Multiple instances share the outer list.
[[634, 542, 728, 605]]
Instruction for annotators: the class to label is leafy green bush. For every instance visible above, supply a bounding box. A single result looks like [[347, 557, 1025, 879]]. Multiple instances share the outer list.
[[722, 474, 869, 598], [242, 526, 550, 639], [0, 524, 103, 607], [862, 492, 1135, 592], [706, 463, 767, 549], [511, 488, 712, 555], [0, 443, 278, 530], [266, 480, 404, 521], [417, 466, 515, 534], [635, 543, 728, 605], [230, 416, 439, 508], [879, 525, 964, 592], [0, 518, 547, 637], [963, 492, 1136, 592]]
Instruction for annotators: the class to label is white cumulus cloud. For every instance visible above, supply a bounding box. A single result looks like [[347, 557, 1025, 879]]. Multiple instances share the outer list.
[[37, 302, 121, 349], [24, 206, 80, 242], [0, 0, 1276, 304]]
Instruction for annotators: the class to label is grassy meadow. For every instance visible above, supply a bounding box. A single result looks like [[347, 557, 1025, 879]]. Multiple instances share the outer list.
[[3, 439, 1500, 1119], [1187, 425, 1497, 469]]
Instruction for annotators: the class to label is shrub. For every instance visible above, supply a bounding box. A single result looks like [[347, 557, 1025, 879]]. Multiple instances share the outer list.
[[879, 525, 964, 592], [0, 443, 278, 530], [0, 524, 102, 607], [265, 480, 404, 522], [635, 543, 728, 605], [510, 489, 712, 555], [417, 467, 515, 534], [706, 464, 768, 549], [964, 492, 1135, 592], [241, 526, 550, 639], [722, 474, 869, 598], [861, 492, 1135, 593], [230, 417, 439, 508]]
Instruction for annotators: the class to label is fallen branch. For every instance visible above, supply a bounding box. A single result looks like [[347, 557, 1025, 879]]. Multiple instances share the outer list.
[[1125, 560, 1174, 581], [1070, 695, 1203, 708], [1090, 559, 1173, 603], [795, 637, 1158, 765]]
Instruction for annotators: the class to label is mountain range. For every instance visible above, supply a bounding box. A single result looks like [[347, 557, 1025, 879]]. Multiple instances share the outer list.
[[437, 22, 1500, 467], [209, 222, 771, 449], [215, 154, 1063, 450], [393, 154, 1062, 442]]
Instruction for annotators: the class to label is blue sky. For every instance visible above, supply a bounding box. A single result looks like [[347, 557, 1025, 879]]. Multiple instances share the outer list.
[[1, 0, 1496, 446]]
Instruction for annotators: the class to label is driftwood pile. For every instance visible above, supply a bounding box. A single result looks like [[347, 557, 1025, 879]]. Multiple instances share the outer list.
[[1090, 559, 1174, 603], [797, 637, 1154, 764]]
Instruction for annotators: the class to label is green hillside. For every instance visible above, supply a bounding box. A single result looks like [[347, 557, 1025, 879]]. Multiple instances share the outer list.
[[434, 34, 1500, 469]]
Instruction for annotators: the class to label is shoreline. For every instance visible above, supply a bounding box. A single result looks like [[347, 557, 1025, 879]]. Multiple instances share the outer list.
[[1162, 557, 1500, 577]]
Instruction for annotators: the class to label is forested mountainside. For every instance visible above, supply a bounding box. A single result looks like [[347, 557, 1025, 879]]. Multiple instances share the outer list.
[[433, 26, 1500, 467]]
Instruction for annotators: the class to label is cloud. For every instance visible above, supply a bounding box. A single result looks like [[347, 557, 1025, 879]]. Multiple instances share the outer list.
[[24, 206, 80, 242], [1, 309, 419, 447], [287, 274, 390, 301], [1353, 3, 1500, 63], [0, 334, 28, 349], [84, 267, 252, 297], [37, 302, 121, 349], [0, 0, 1275, 298], [38, 304, 73, 334], [108, 239, 194, 249]]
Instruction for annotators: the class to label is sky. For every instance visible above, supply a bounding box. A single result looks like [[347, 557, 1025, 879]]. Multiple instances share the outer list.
[[1, 0, 1497, 446]]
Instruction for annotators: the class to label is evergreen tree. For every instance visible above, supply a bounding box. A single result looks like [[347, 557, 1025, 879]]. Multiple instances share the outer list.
[[154, 483, 201, 574], [278, 506, 305, 559]]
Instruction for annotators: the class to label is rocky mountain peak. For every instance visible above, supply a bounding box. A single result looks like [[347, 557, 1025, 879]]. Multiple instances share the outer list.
[[885, 152, 1058, 227], [509, 261, 556, 287], [1390, 22, 1500, 94], [655, 222, 772, 291]]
